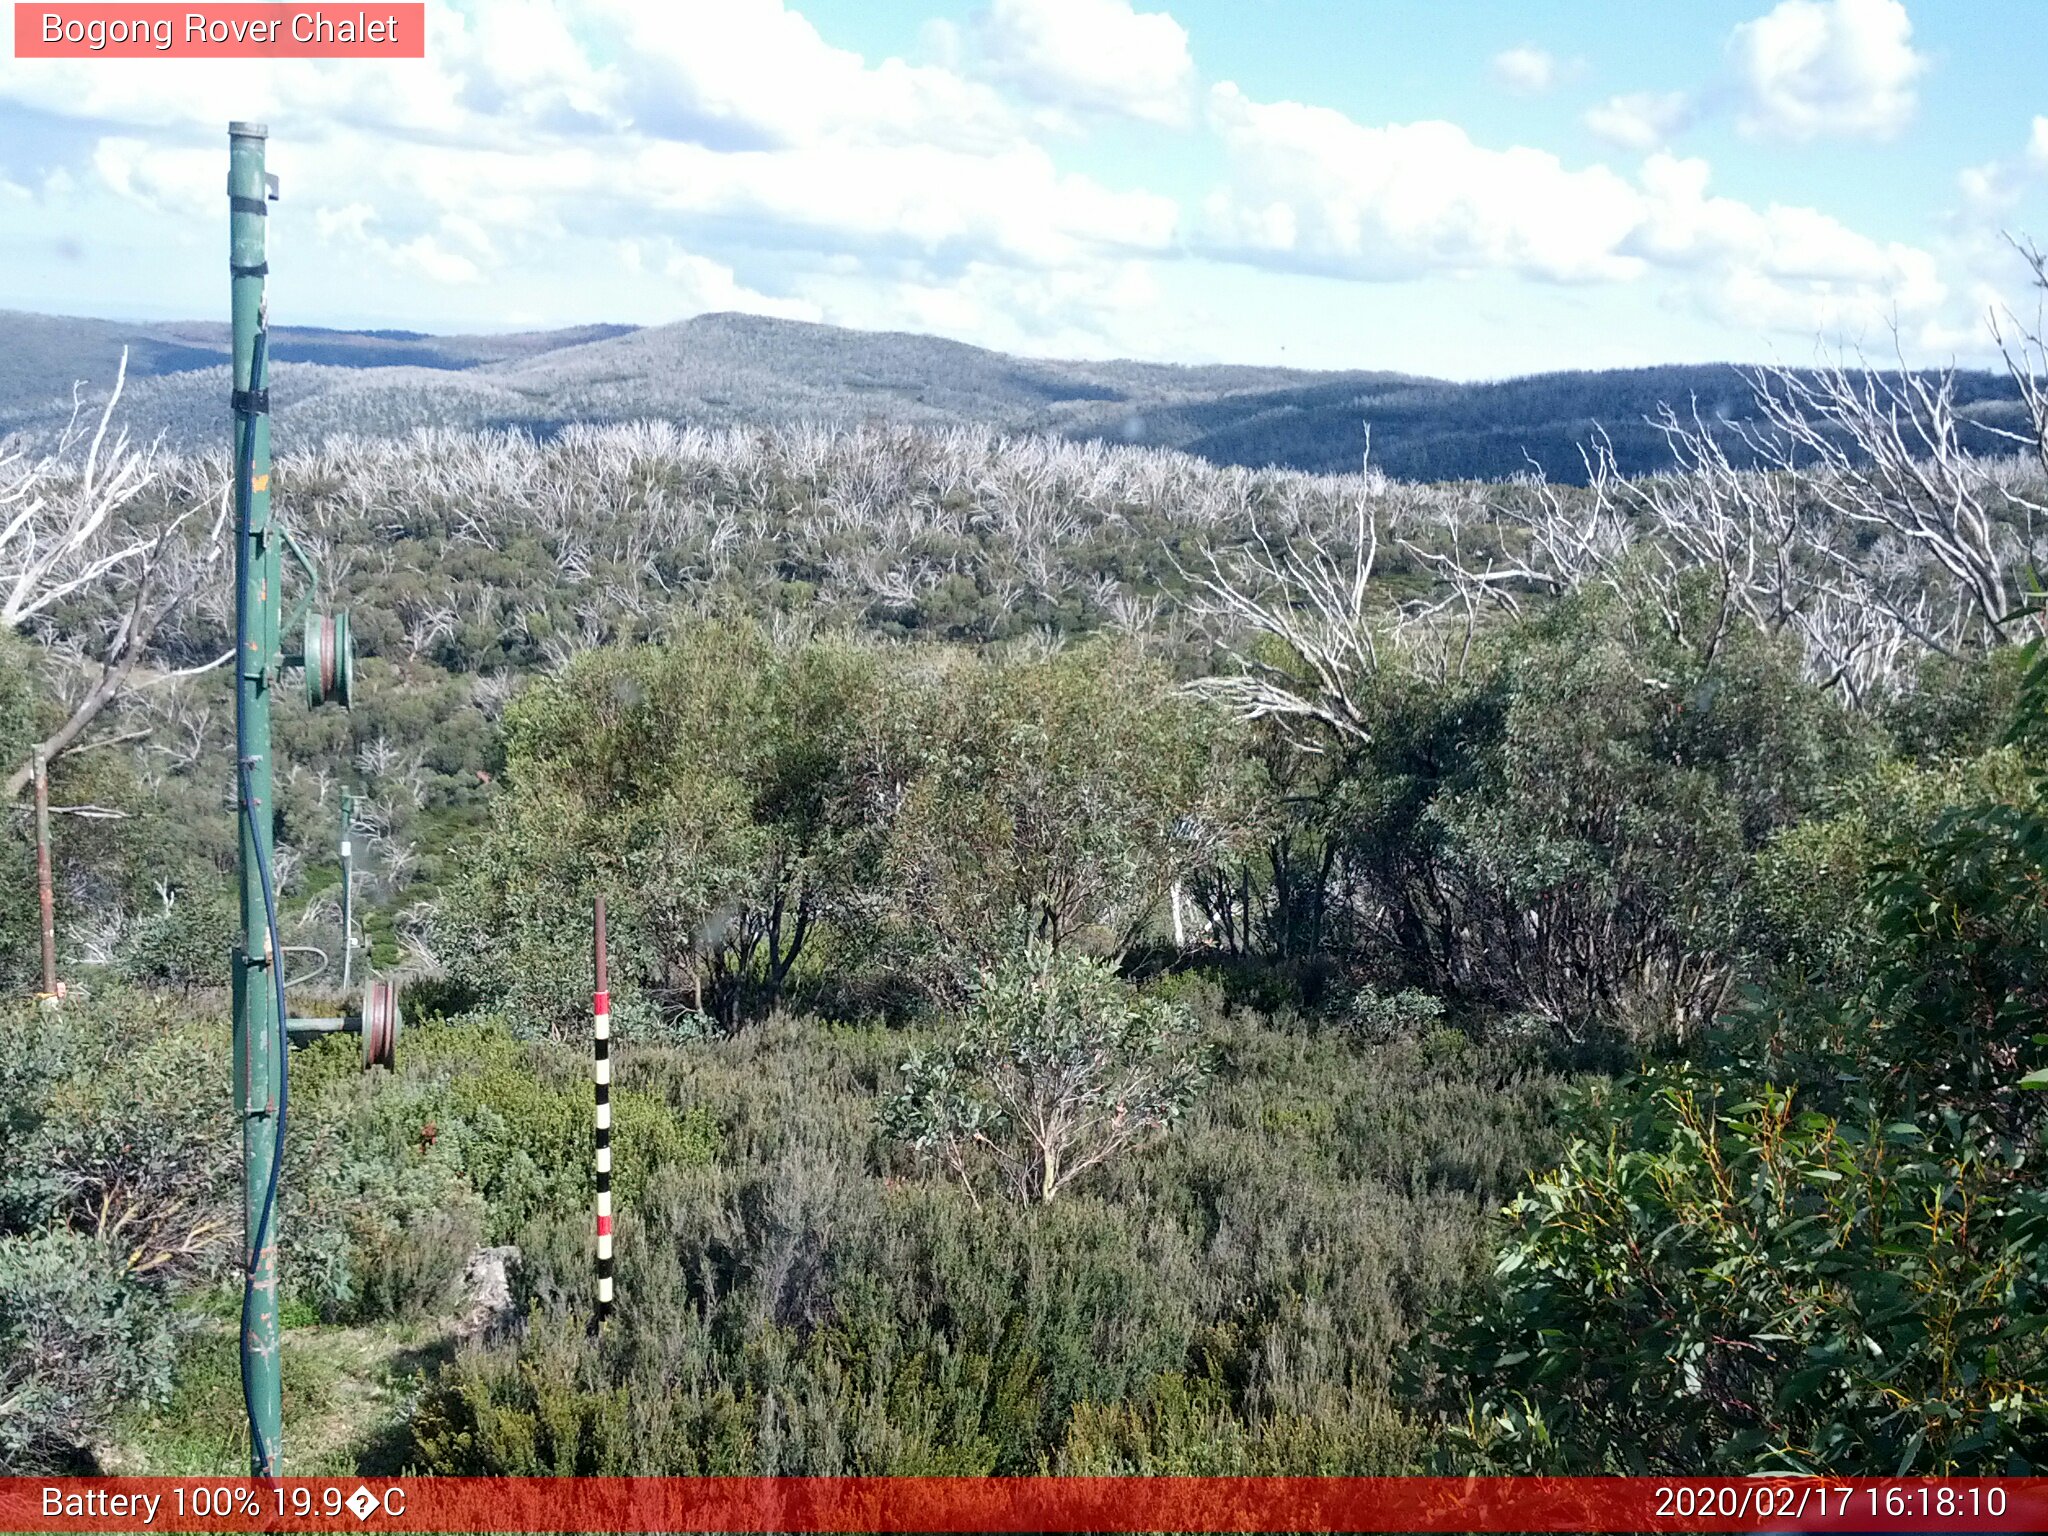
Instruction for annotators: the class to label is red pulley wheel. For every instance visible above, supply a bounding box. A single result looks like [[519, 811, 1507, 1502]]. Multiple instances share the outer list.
[[305, 610, 355, 709], [360, 977, 400, 1072]]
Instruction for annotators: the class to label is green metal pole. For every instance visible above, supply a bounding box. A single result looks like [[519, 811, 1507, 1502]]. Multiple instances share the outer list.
[[228, 119, 282, 1477]]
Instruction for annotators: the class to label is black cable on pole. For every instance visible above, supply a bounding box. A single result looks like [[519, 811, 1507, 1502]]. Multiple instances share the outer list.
[[238, 755, 289, 1476]]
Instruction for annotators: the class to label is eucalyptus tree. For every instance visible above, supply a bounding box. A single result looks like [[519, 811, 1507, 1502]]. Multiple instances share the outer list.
[[883, 945, 1207, 1207]]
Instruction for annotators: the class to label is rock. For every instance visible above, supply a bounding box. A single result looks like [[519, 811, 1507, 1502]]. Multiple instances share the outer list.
[[453, 1244, 519, 1343]]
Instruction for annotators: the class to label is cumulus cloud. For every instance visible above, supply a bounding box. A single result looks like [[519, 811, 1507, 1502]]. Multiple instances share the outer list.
[[1202, 83, 1646, 283], [612, 242, 825, 322], [4, 0, 1185, 355], [1200, 82, 1950, 341], [1955, 162, 2020, 219], [0, 5, 476, 134], [801, 256, 1164, 357], [1626, 151, 1945, 333], [398, 236, 483, 285], [1584, 91, 1694, 151], [590, 0, 1022, 153], [968, 0, 1196, 126], [1947, 119, 2048, 230], [628, 138, 1177, 270], [1490, 46, 1558, 94], [1731, 0, 1925, 141], [0, 0, 1995, 363], [89, 138, 217, 215]]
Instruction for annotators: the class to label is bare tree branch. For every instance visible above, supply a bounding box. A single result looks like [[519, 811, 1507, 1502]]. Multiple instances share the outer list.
[[3, 354, 223, 801]]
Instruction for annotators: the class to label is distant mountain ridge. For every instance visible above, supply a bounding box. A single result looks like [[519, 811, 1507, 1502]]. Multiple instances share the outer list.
[[0, 308, 2025, 483]]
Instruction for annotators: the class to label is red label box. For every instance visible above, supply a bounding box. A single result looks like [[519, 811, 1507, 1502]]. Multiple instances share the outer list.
[[13, 4, 426, 58], [5, 1476, 2048, 1533]]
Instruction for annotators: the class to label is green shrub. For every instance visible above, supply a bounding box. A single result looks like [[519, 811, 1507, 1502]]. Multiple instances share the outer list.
[[883, 946, 1206, 1206], [0, 634, 52, 994], [1343, 985, 1447, 1045], [0, 1228, 182, 1470], [0, 999, 235, 1278], [408, 1009, 1561, 1476], [1057, 1369, 1420, 1473], [1436, 640, 2048, 1473], [117, 890, 240, 994], [1139, 968, 1229, 1028], [1435, 1069, 2048, 1472], [282, 1015, 719, 1323], [440, 628, 1257, 1033], [286, 1084, 487, 1324], [870, 642, 1257, 977], [435, 623, 888, 1033], [0, 992, 236, 1466], [1291, 579, 1876, 1042]]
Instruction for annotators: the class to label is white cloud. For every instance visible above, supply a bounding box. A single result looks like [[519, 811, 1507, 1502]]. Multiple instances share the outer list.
[[1202, 83, 1645, 283], [1636, 157, 1848, 265], [1627, 151, 1946, 335], [0, 0, 1998, 366], [1731, 0, 1925, 142], [1584, 91, 1693, 151], [398, 236, 482, 285], [1490, 46, 1557, 94], [1200, 82, 1951, 342], [1936, 119, 2048, 232], [628, 138, 1178, 269], [314, 202, 378, 243], [1956, 162, 2019, 218], [590, 0, 1022, 152], [0, 6, 476, 135], [0, 3, 1019, 155], [89, 138, 216, 214], [799, 255, 1164, 357], [8, 0, 1181, 354], [969, 0, 1196, 126], [446, 3, 1180, 271], [607, 239, 821, 322]]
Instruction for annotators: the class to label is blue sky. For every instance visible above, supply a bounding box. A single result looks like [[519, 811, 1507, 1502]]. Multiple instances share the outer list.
[[2, 0, 2045, 378]]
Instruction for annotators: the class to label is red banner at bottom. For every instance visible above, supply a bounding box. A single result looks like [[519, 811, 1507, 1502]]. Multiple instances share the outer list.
[[4, 1476, 2045, 1533]]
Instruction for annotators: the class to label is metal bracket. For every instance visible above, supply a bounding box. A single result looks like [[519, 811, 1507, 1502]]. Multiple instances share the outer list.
[[280, 522, 319, 637]]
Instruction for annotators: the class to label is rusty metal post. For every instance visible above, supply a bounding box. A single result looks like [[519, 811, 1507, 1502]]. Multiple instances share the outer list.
[[32, 746, 56, 1000]]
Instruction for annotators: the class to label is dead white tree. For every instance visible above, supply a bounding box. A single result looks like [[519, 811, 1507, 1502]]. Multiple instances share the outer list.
[[1988, 233, 2048, 502], [1747, 356, 2029, 653], [354, 734, 405, 782], [2, 353, 229, 801], [1184, 445, 1387, 752], [1379, 446, 1644, 693], [1387, 317, 2048, 708]]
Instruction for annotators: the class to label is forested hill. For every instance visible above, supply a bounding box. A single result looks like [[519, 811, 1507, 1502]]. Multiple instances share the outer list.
[[0, 307, 2026, 482]]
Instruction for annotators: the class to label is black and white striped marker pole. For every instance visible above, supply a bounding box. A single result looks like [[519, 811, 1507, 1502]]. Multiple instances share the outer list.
[[593, 893, 613, 1326]]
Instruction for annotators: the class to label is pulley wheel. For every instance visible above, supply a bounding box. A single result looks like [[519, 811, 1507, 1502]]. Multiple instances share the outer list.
[[305, 610, 355, 708], [360, 976, 401, 1072]]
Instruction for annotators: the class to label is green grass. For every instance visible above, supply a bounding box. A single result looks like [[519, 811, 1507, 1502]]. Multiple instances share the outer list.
[[105, 1304, 453, 1476]]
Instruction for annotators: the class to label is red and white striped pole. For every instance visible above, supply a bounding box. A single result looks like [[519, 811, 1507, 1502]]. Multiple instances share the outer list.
[[593, 893, 613, 1326]]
